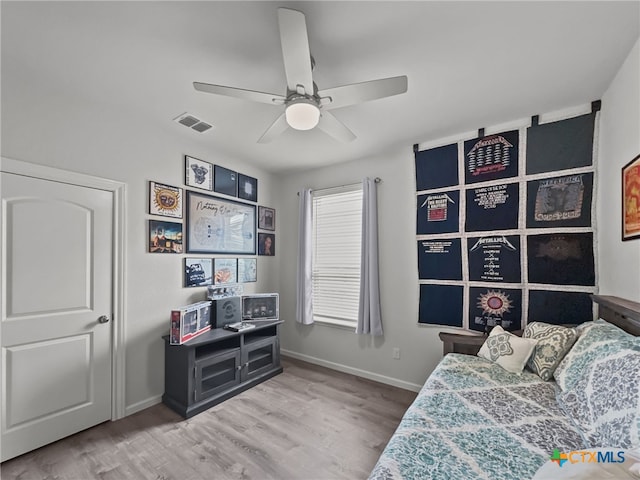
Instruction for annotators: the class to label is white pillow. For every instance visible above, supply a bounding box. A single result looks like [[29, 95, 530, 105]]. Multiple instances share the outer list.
[[477, 325, 538, 374]]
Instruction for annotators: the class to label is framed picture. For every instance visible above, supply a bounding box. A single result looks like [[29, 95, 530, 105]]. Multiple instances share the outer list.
[[214, 165, 238, 197], [184, 258, 213, 287], [186, 191, 256, 254], [623, 153, 640, 241], [185, 155, 213, 191], [149, 181, 183, 218], [214, 258, 237, 284], [258, 232, 275, 256], [258, 206, 275, 231], [238, 174, 258, 202], [238, 258, 257, 283], [149, 220, 183, 253]]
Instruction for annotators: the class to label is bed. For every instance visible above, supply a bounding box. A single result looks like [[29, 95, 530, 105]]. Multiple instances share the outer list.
[[369, 295, 640, 480]]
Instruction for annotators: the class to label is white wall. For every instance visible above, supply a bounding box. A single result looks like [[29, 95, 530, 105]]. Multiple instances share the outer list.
[[275, 146, 449, 391], [598, 37, 640, 301], [1, 75, 279, 413]]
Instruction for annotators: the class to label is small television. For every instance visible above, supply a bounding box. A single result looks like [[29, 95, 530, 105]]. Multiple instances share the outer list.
[[242, 293, 279, 321]]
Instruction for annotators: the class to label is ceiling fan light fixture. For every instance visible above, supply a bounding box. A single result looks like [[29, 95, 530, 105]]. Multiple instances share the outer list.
[[285, 97, 320, 130]]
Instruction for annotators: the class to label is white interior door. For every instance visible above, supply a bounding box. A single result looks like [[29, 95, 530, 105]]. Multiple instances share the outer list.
[[1, 172, 113, 462]]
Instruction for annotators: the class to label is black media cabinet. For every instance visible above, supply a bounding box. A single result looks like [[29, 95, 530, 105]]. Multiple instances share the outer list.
[[162, 320, 283, 418]]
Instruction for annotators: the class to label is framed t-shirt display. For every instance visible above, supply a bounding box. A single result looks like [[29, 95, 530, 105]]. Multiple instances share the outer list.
[[414, 102, 599, 331]]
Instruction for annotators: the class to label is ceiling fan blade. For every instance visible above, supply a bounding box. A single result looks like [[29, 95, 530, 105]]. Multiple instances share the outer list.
[[318, 75, 408, 110], [257, 113, 289, 144], [194, 82, 285, 105], [278, 8, 314, 95], [317, 111, 356, 143]]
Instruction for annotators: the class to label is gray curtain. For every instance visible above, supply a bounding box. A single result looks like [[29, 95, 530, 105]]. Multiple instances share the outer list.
[[356, 177, 383, 335], [295, 188, 314, 324]]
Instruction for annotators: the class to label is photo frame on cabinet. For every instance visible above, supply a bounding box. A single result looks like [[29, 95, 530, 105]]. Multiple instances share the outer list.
[[185, 191, 256, 254], [149, 181, 183, 218], [149, 219, 183, 253], [185, 155, 213, 191], [258, 206, 276, 231], [214, 165, 238, 197], [238, 174, 258, 202], [622, 154, 640, 241]]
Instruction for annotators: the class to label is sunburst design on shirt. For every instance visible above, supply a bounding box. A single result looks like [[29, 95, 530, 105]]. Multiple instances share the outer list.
[[477, 290, 512, 317]]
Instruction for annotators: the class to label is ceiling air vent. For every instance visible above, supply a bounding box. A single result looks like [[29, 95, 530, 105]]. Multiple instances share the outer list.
[[174, 113, 214, 133]]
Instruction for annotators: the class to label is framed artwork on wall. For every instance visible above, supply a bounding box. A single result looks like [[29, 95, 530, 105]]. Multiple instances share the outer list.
[[214, 258, 238, 284], [184, 258, 213, 287], [185, 191, 256, 254], [237, 258, 257, 283], [149, 181, 183, 218], [149, 219, 183, 253], [185, 155, 213, 191], [214, 165, 238, 197], [622, 154, 640, 241], [258, 232, 275, 256], [238, 174, 258, 202], [258, 206, 275, 231]]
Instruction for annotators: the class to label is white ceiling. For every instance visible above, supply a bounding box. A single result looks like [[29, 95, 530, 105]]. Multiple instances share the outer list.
[[2, 1, 639, 173]]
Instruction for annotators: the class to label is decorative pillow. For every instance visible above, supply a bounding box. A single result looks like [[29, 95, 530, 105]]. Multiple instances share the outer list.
[[554, 319, 637, 391], [477, 325, 538, 374], [523, 322, 577, 381], [558, 342, 640, 448]]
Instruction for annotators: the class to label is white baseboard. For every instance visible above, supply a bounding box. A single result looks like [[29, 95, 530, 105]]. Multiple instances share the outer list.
[[281, 349, 422, 392], [125, 394, 162, 417]]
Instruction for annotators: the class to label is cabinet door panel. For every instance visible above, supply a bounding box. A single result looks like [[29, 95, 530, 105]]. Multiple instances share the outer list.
[[242, 337, 277, 382], [195, 349, 241, 402]]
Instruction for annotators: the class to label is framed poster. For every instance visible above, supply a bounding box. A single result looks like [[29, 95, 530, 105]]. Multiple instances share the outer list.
[[213, 258, 237, 284], [214, 165, 238, 197], [186, 191, 256, 254], [185, 155, 213, 191], [148, 220, 182, 253], [184, 258, 213, 287], [623, 154, 640, 241], [238, 174, 258, 202], [258, 232, 275, 256], [238, 258, 257, 283], [258, 206, 275, 231], [149, 181, 183, 218]]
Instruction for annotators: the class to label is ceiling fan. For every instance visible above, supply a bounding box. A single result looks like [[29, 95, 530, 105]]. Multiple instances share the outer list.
[[194, 7, 408, 143]]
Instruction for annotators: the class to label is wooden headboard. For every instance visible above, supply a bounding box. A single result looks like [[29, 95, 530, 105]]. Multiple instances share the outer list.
[[592, 295, 640, 336]]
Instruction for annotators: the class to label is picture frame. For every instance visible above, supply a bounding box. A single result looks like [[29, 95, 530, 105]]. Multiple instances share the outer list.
[[149, 181, 183, 218], [258, 232, 275, 256], [258, 206, 275, 231], [622, 153, 640, 241], [214, 165, 238, 197], [148, 219, 183, 253], [185, 155, 213, 191], [237, 258, 257, 283], [185, 191, 256, 254], [213, 258, 238, 284], [184, 258, 213, 287], [237, 173, 258, 202]]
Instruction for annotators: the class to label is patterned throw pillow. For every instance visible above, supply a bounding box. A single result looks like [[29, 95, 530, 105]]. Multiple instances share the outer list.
[[553, 319, 637, 391], [523, 322, 578, 381], [477, 325, 538, 374]]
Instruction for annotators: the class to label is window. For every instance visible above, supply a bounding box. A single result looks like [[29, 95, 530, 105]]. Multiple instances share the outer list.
[[312, 185, 363, 327]]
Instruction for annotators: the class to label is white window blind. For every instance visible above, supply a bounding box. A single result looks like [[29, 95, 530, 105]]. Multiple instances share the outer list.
[[312, 185, 363, 326]]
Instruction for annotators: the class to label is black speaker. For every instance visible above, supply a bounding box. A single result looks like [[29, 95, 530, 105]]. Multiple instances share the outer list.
[[211, 296, 242, 328]]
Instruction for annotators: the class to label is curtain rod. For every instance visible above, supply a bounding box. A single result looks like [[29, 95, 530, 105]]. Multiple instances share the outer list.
[[297, 177, 381, 195]]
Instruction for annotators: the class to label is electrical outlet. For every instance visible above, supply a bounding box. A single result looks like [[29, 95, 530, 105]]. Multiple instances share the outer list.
[[393, 347, 401, 360]]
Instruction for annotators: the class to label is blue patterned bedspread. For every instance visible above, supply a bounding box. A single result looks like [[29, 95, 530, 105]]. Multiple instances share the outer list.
[[369, 354, 586, 480]]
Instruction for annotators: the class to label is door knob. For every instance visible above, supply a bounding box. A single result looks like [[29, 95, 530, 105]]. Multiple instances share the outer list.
[[98, 315, 110, 324]]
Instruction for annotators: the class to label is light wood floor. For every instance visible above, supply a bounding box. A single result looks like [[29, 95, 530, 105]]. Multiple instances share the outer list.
[[1, 357, 417, 480]]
